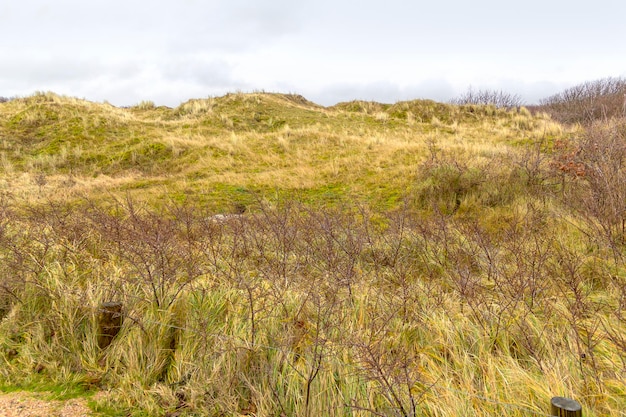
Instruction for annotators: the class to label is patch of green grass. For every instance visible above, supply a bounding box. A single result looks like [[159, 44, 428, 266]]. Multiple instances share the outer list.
[[88, 401, 152, 417], [0, 376, 94, 401]]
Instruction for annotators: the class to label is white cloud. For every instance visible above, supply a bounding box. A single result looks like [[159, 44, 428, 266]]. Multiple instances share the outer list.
[[1, 0, 625, 106], [306, 80, 456, 106]]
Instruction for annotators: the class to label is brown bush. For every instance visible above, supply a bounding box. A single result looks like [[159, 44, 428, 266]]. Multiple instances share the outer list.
[[553, 118, 626, 259], [539, 77, 626, 124], [451, 87, 522, 109]]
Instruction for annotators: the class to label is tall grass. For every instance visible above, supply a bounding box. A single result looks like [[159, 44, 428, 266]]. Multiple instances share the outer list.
[[0, 189, 624, 416], [0, 91, 624, 416]]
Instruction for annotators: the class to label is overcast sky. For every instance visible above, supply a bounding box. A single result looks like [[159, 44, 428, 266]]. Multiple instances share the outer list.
[[2, 0, 625, 107]]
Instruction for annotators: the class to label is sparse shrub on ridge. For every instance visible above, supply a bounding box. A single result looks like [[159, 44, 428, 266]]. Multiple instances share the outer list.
[[134, 100, 156, 110], [539, 77, 626, 124], [451, 87, 522, 109]]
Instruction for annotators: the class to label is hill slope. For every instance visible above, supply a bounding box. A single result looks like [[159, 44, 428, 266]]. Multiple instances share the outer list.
[[0, 91, 561, 210], [2, 92, 624, 417]]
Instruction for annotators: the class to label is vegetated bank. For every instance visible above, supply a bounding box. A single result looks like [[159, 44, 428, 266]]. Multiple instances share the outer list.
[[0, 90, 624, 417]]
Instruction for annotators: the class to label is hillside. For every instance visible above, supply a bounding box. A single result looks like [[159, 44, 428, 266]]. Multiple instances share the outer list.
[[0, 91, 624, 417], [0, 91, 560, 210]]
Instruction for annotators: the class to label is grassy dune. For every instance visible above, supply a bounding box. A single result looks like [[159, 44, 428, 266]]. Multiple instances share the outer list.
[[0, 91, 561, 208], [0, 92, 624, 417]]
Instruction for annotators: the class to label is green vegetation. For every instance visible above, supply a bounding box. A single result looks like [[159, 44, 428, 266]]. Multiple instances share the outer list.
[[0, 91, 561, 209], [0, 88, 624, 416]]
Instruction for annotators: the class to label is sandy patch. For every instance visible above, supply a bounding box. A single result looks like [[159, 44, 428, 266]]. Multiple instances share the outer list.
[[0, 392, 91, 417]]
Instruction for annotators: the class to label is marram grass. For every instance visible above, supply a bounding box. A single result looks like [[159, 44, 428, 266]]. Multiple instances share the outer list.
[[1, 91, 563, 210]]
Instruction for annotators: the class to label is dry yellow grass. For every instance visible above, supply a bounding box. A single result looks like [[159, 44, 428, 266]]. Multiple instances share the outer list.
[[0, 91, 565, 210], [1, 92, 623, 417]]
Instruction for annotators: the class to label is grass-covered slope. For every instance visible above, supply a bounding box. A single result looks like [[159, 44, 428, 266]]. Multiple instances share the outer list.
[[0, 91, 624, 417], [0, 91, 561, 209]]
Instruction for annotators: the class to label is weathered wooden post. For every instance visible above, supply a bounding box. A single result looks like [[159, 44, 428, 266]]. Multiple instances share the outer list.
[[97, 301, 123, 349], [550, 396, 582, 417]]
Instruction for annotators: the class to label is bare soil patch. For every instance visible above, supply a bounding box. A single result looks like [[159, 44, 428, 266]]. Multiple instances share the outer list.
[[0, 392, 91, 417]]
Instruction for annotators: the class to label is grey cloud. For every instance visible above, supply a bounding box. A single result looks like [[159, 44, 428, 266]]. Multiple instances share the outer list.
[[0, 55, 254, 107], [161, 57, 237, 87], [309, 80, 456, 106], [309, 82, 407, 106], [513, 81, 576, 105], [3, 1, 623, 108], [1, 58, 101, 86], [92, 60, 251, 107], [163, 1, 306, 54], [307, 79, 570, 107], [2, 1, 305, 59], [220, 0, 304, 37], [454, 80, 579, 105]]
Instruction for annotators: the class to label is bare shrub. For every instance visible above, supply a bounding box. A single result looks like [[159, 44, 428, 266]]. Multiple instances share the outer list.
[[547, 243, 607, 387], [85, 198, 207, 308], [0, 196, 20, 317], [539, 77, 626, 124], [452, 87, 522, 109], [415, 149, 524, 216], [554, 118, 626, 260], [0, 191, 624, 416], [352, 336, 425, 417]]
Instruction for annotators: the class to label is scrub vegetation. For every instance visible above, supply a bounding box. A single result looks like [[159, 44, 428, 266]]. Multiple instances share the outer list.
[[0, 82, 624, 416]]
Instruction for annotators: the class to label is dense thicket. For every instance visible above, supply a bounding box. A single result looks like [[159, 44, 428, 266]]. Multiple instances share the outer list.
[[539, 77, 626, 124]]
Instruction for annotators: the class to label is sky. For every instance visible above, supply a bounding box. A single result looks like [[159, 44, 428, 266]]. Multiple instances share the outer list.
[[1, 0, 625, 107]]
